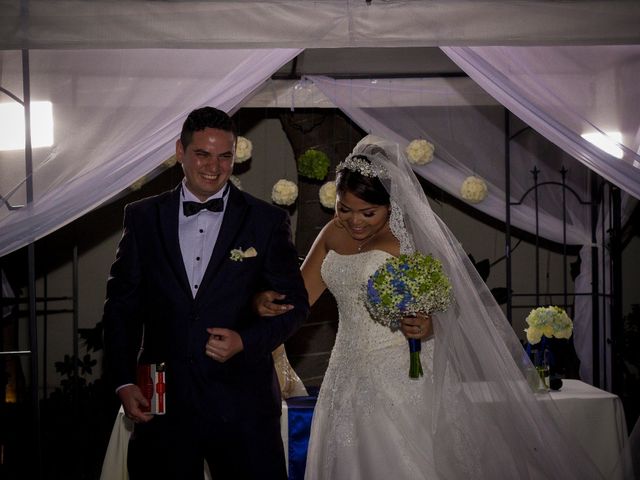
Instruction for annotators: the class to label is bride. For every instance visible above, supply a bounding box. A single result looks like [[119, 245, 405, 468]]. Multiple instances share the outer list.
[[257, 136, 608, 479]]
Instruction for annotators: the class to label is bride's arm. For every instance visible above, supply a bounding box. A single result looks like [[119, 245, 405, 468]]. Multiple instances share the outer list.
[[300, 221, 332, 307], [253, 221, 333, 315]]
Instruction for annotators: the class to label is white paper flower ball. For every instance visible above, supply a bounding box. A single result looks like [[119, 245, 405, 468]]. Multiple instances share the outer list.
[[405, 139, 435, 165], [271, 179, 298, 206], [229, 175, 242, 190], [319, 181, 337, 209], [129, 176, 146, 191], [460, 176, 488, 203], [235, 136, 253, 163]]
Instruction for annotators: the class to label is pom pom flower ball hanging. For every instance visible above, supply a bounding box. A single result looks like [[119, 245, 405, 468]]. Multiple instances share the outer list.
[[319, 181, 337, 209], [271, 179, 298, 206], [405, 139, 435, 165], [460, 176, 488, 203], [235, 136, 253, 163], [297, 149, 331, 181]]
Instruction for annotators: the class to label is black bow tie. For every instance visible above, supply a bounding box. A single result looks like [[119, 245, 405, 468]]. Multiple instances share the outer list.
[[183, 197, 224, 216]]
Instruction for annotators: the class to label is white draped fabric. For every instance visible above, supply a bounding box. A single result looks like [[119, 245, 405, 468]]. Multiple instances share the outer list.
[[310, 43, 640, 388], [442, 46, 640, 200], [1, 1, 639, 49], [1, 44, 638, 387], [0, 48, 301, 258], [309, 75, 593, 246], [442, 46, 640, 386]]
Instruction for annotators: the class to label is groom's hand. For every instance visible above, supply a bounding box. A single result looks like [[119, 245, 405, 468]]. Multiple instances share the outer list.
[[118, 385, 152, 423], [205, 327, 244, 362]]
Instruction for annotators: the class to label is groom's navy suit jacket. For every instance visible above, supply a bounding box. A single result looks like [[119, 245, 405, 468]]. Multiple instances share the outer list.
[[103, 183, 309, 426]]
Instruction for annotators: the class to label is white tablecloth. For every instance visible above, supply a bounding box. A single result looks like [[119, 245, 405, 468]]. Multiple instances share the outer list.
[[100, 380, 628, 479], [548, 379, 628, 479]]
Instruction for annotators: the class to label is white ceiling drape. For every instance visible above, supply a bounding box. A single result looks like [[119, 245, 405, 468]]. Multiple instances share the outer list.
[[310, 44, 640, 387], [2, 1, 639, 49], [1, 43, 639, 388], [442, 46, 640, 385], [442, 46, 640, 200], [309, 75, 593, 245], [0, 48, 301, 258]]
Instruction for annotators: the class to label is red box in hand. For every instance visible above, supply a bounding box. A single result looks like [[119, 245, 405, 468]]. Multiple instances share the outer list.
[[136, 363, 166, 415]]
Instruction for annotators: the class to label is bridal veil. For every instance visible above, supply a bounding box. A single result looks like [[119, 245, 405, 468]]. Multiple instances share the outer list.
[[350, 135, 629, 479]]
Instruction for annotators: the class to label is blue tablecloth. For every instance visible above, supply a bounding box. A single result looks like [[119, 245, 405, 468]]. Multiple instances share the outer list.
[[284, 395, 317, 480]]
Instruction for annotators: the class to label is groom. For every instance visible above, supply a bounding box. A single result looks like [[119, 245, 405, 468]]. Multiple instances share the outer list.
[[103, 107, 309, 479]]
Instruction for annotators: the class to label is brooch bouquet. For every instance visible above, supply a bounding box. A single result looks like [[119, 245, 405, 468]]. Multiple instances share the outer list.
[[365, 252, 452, 378]]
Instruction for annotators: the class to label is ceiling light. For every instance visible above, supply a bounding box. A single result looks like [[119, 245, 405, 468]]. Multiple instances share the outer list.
[[0, 101, 54, 151], [581, 131, 623, 159]]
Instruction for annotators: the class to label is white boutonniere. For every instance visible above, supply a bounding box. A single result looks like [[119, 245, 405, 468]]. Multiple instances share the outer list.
[[230, 247, 258, 262]]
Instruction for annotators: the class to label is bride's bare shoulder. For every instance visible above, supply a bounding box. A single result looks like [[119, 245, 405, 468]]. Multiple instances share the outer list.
[[318, 218, 346, 250]]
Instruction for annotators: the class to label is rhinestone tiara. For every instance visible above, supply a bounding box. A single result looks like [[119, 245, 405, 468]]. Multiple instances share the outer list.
[[336, 154, 389, 179]]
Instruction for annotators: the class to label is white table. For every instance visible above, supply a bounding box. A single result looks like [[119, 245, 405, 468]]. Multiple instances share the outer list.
[[548, 379, 628, 479]]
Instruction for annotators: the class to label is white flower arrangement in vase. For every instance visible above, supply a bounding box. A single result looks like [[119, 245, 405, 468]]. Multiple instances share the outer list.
[[524, 306, 573, 345], [405, 139, 435, 165], [319, 181, 337, 209], [271, 179, 298, 206], [460, 176, 488, 203], [235, 136, 253, 163]]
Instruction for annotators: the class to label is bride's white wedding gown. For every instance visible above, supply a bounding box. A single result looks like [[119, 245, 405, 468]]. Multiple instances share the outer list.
[[305, 250, 438, 480]]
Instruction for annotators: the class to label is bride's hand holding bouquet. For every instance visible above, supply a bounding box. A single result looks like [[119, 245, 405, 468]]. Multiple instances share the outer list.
[[365, 252, 452, 378]]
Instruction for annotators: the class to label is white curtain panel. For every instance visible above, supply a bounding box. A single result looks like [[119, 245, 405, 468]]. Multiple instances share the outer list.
[[442, 45, 640, 387], [442, 46, 640, 200], [310, 47, 640, 386], [0, 48, 301, 258]]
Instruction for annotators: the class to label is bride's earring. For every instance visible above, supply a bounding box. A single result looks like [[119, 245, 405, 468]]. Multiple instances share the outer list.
[[334, 212, 346, 229]]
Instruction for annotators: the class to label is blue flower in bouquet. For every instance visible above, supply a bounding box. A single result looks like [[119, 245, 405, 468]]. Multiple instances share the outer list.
[[365, 252, 453, 330], [365, 252, 453, 379]]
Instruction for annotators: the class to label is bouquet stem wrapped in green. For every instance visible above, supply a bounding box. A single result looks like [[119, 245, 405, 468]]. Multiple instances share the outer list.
[[366, 252, 452, 378]]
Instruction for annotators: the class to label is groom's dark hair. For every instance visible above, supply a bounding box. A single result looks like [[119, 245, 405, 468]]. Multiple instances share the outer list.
[[336, 155, 390, 206], [180, 107, 236, 149]]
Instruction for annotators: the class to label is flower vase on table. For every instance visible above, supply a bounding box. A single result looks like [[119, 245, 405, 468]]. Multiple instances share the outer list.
[[524, 306, 573, 393], [527, 340, 550, 392]]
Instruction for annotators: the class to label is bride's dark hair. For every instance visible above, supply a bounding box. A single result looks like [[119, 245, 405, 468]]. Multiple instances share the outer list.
[[335, 155, 390, 206]]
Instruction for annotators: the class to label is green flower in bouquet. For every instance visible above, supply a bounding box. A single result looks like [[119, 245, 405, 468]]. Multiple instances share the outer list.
[[524, 306, 573, 345], [297, 149, 331, 181], [365, 252, 453, 378], [366, 252, 452, 328]]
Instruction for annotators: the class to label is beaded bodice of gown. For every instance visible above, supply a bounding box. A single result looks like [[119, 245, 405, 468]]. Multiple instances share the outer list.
[[304, 249, 437, 480], [319, 248, 434, 405]]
